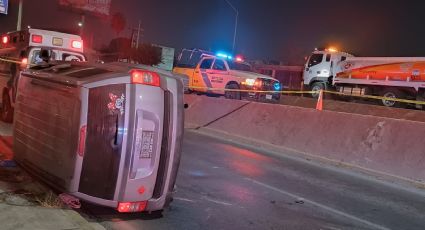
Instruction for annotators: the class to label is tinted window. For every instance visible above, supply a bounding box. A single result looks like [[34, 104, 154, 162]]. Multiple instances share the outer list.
[[212, 60, 227, 71], [63, 53, 83, 62], [308, 54, 323, 67], [341, 56, 347, 61], [200, 59, 213, 69]]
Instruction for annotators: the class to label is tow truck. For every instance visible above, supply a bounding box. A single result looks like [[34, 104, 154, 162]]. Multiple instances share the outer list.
[[0, 28, 86, 122], [303, 48, 425, 107], [173, 49, 281, 101]]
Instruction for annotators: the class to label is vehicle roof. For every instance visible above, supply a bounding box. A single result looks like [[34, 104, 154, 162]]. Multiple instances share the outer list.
[[22, 61, 179, 87]]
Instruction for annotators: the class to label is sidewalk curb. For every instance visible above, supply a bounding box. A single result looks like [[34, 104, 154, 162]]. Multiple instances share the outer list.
[[61, 209, 106, 230]]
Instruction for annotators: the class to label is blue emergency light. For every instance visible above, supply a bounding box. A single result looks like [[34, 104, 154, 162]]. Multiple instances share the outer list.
[[216, 52, 233, 60]]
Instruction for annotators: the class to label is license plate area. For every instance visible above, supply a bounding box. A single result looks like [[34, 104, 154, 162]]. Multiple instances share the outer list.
[[266, 94, 273, 100], [141, 131, 154, 159]]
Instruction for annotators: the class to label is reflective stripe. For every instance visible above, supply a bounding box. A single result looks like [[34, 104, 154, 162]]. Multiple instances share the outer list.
[[200, 70, 213, 92]]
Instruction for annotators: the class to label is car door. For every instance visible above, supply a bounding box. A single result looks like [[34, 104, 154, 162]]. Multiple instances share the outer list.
[[194, 58, 214, 92], [210, 59, 229, 94]]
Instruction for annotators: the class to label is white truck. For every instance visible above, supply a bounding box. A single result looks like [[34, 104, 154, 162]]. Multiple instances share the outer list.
[[173, 49, 281, 101], [303, 48, 425, 107], [0, 28, 86, 122]]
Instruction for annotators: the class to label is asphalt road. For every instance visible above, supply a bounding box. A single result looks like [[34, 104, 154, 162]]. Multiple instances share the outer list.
[[81, 131, 425, 230]]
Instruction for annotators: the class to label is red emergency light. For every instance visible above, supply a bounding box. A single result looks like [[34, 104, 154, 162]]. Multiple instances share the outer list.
[[130, 69, 160, 87], [71, 40, 83, 49], [235, 56, 244, 62], [117, 201, 147, 213], [2, 36, 9, 44], [32, 34, 43, 43]]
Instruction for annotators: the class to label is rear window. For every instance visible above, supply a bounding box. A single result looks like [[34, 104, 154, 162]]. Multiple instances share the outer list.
[[36, 65, 111, 79], [66, 68, 111, 78]]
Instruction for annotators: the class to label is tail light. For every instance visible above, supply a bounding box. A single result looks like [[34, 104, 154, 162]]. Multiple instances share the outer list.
[[130, 69, 160, 87], [117, 201, 147, 213], [72, 40, 83, 49], [77, 125, 87, 157], [2, 36, 8, 44], [32, 34, 43, 43]]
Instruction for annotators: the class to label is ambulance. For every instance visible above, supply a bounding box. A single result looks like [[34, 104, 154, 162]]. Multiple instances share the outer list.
[[0, 28, 86, 122]]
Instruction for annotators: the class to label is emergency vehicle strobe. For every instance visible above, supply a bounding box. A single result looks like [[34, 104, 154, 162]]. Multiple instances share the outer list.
[[0, 28, 85, 122]]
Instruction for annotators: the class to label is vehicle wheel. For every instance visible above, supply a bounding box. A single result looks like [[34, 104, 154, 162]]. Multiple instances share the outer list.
[[310, 82, 326, 99], [380, 88, 405, 108], [1, 92, 13, 123], [224, 83, 241, 100]]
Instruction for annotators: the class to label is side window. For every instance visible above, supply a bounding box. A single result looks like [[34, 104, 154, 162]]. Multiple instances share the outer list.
[[63, 53, 83, 62], [341, 56, 346, 61], [326, 54, 331, 62], [199, 59, 213, 69], [30, 50, 41, 64], [212, 60, 227, 71], [308, 54, 324, 67]]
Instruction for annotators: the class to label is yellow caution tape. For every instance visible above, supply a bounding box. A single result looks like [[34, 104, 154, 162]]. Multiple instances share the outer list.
[[189, 86, 314, 94], [188, 86, 425, 106], [0, 57, 25, 65], [323, 90, 425, 105]]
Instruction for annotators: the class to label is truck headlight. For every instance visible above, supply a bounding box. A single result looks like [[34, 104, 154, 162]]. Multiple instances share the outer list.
[[245, 79, 255, 86]]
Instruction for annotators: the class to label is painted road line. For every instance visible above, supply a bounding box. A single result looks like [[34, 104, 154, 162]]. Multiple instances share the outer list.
[[245, 177, 392, 230]]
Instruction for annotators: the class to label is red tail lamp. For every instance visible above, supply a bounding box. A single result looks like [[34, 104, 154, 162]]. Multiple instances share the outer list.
[[130, 69, 160, 87]]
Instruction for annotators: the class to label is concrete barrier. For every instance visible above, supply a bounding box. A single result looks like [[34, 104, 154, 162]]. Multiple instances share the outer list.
[[186, 95, 425, 183], [184, 94, 250, 129]]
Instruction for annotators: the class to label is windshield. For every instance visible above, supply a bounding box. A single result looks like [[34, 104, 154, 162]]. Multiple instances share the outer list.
[[307, 53, 324, 67], [228, 61, 253, 72]]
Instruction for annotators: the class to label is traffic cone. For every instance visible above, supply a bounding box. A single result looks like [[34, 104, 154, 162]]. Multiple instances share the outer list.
[[316, 89, 323, 111]]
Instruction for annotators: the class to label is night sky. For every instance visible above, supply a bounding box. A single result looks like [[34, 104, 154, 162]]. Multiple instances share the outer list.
[[1, 0, 425, 64]]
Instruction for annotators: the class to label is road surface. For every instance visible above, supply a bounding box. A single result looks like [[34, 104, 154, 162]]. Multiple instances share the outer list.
[[81, 131, 425, 230]]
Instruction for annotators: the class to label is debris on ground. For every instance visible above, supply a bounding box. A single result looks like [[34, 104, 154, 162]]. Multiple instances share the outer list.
[[59, 193, 81, 209]]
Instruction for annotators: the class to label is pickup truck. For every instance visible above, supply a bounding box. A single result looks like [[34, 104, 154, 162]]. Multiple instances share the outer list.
[[173, 49, 281, 101]]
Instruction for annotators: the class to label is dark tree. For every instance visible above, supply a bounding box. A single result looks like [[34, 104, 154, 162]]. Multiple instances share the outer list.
[[110, 12, 127, 36], [131, 44, 162, 66], [101, 38, 162, 66]]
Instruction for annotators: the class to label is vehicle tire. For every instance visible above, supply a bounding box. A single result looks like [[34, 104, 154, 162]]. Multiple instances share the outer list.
[[380, 88, 405, 108], [1, 91, 13, 123], [224, 83, 241, 100], [310, 82, 327, 99]]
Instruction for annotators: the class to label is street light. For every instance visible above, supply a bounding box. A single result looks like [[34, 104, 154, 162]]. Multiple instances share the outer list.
[[224, 0, 238, 54]]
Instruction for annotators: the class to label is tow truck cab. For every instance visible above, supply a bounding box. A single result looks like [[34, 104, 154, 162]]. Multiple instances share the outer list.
[[0, 28, 85, 122], [303, 49, 353, 96]]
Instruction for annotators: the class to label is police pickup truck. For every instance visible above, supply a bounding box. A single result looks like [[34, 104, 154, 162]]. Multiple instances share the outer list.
[[173, 49, 281, 101]]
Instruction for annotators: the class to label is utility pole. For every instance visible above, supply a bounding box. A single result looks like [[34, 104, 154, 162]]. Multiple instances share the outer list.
[[136, 20, 141, 49], [225, 0, 238, 54], [130, 21, 144, 49], [16, 0, 23, 31]]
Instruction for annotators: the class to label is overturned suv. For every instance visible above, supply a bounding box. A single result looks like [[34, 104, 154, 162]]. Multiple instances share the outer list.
[[14, 61, 184, 214]]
